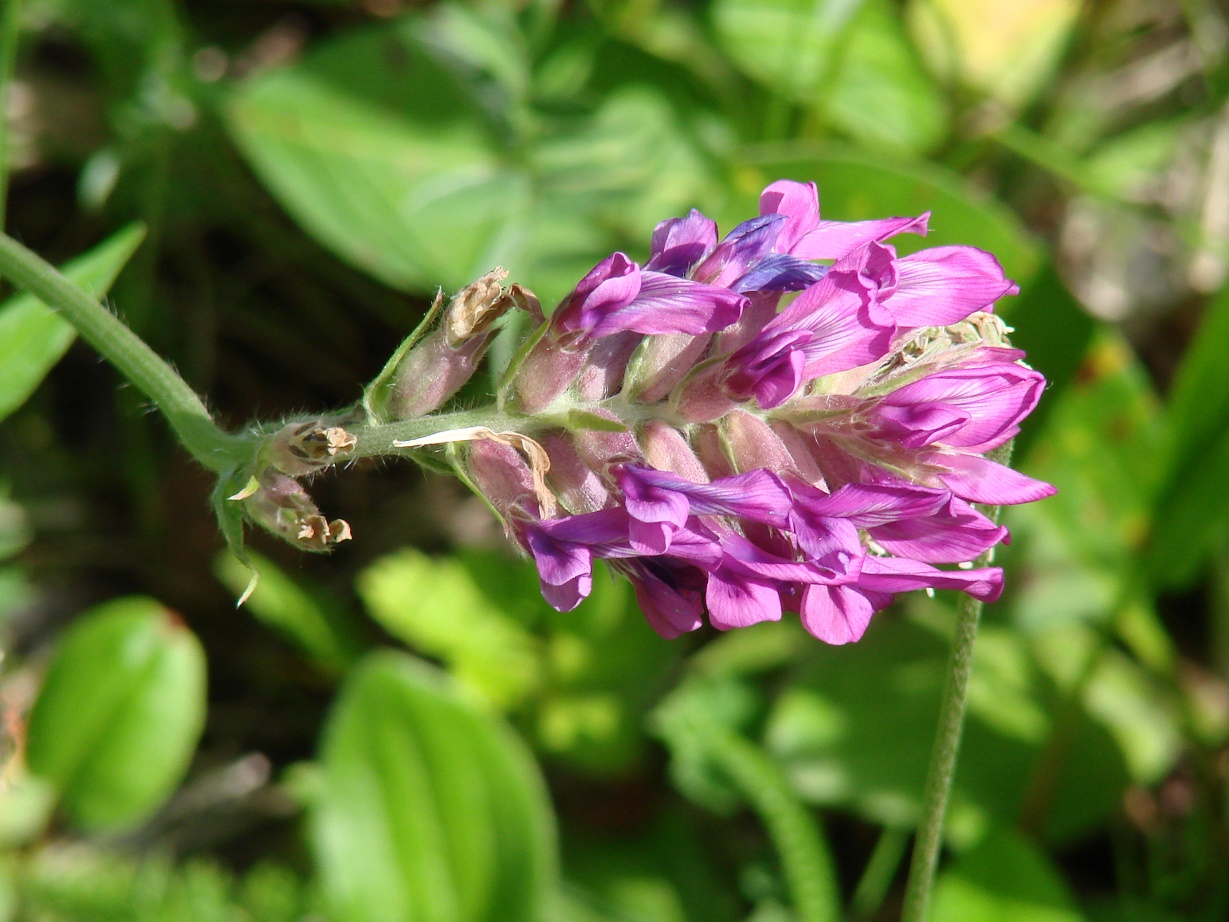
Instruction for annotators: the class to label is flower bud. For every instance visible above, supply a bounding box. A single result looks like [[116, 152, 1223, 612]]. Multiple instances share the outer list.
[[387, 269, 532, 419], [265, 422, 357, 478], [236, 472, 352, 551]]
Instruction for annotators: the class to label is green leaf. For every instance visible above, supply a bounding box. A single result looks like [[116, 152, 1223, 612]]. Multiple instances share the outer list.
[[310, 652, 558, 922], [1147, 282, 1229, 587], [932, 828, 1087, 922], [761, 608, 1129, 846], [0, 223, 145, 423], [226, 17, 524, 295], [227, 14, 717, 308], [214, 549, 365, 675], [713, 0, 946, 152], [357, 548, 543, 710], [25, 596, 207, 832]]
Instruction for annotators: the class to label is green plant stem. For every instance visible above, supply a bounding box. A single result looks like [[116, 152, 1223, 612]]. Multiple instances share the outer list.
[[0, 231, 244, 471], [900, 440, 1012, 921], [899, 580, 988, 922], [0, 0, 20, 232]]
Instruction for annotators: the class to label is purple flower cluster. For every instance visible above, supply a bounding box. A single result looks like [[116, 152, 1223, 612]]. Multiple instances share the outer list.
[[469, 180, 1054, 644]]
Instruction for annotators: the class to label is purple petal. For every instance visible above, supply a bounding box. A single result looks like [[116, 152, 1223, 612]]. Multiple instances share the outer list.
[[733, 254, 829, 293], [616, 467, 692, 554], [693, 214, 786, 288], [789, 480, 949, 527], [722, 329, 810, 407], [857, 556, 1004, 602], [934, 453, 1057, 505], [526, 528, 594, 612], [706, 567, 782, 629], [789, 214, 930, 261], [648, 209, 719, 276], [554, 253, 642, 337], [624, 465, 793, 528], [886, 247, 1018, 327], [620, 559, 706, 638], [880, 363, 1045, 452], [869, 497, 1009, 563], [590, 271, 746, 337], [719, 530, 861, 585], [759, 180, 820, 254], [800, 584, 876, 644], [873, 402, 972, 448]]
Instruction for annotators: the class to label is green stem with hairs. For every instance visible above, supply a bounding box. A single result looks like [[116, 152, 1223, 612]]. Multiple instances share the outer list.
[[0, 231, 245, 471], [900, 443, 1013, 922]]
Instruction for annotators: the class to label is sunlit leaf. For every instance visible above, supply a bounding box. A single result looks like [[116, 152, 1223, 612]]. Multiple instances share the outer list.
[[714, 0, 946, 152], [310, 652, 558, 922], [25, 596, 207, 832], [932, 828, 1087, 922], [760, 606, 1129, 846], [0, 224, 145, 423], [357, 548, 543, 709], [1147, 283, 1229, 587], [214, 549, 365, 675]]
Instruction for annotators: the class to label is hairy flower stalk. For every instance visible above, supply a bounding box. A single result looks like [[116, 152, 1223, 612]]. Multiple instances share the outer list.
[[232, 179, 1054, 642]]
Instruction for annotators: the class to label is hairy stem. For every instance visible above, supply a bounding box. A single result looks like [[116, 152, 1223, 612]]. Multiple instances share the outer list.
[[900, 443, 1013, 922], [0, 231, 244, 471]]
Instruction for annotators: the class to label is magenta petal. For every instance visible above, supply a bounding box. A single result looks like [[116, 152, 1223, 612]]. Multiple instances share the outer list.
[[874, 402, 972, 448], [800, 584, 876, 644], [555, 253, 642, 336], [790, 480, 948, 527], [870, 498, 1009, 563], [627, 466, 793, 528], [935, 453, 1057, 505], [858, 556, 1003, 602], [592, 271, 746, 337], [789, 213, 929, 261], [759, 180, 820, 254], [881, 364, 1044, 451], [886, 246, 1018, 327], [648, 209, 718, 276], [706, 567, 782, 629], [526, 529, 594, 612], [622, 560, 706, 638]]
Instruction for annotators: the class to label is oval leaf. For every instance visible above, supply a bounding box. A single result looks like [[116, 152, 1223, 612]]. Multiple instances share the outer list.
[[310, 652, 558, 922], [25, 596, 207, 832], [0, 224, 145, 423]]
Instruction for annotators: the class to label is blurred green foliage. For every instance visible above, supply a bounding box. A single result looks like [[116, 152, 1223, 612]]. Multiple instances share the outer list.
[[2, 1, 1229, 921]]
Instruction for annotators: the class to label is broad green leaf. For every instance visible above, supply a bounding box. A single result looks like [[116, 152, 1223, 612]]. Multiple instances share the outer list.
[[214, 549, 365, 675], [931, 828, 1087, 922], [356, 548, 543, 709], [1147, 283, 1229, 587], [310, 652, 558, 922], [0, 223, 145, 423], [713, 0, 946, 152], [227, 17, 526, 294], [730, 150, 1040, 283], [761, 607, 1129, 846], [25, 596, 207, 832], [1005, 329, 1168, 637], [227, 13, 716, 308]]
